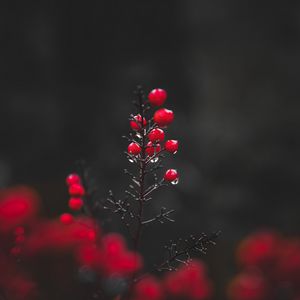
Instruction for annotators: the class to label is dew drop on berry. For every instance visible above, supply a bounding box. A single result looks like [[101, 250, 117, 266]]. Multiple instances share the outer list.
[[128, 157, 136, 163], [171, 178, 179, 185]]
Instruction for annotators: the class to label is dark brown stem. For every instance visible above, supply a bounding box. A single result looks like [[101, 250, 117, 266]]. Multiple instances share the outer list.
[[133, 87, 146, 252], [123, 87, 147, 300]]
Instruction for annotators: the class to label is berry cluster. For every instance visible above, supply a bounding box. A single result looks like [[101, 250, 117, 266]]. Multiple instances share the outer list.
[[127, 88, 179, 185], [131, 260, 212, 300], [59, 173, 87, 225], [228, 231, 300, 300]]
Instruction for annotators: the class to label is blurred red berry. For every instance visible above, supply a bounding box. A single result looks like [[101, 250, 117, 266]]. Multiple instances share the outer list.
[[148, 88, 167, 106], [10, 246, 21, 256], [60, 213, 73, 225], [87, 230, 97, 242], [164, 169, 178, 182], [15, 235, 25, 244], [164, 260, 212, 300], [228, 271, 269, 300], [146, 142, 161, 156], [148, 128, 165, 142], [276, 239, 300, 283], [101, 234, 143, 276], [69, 184, 85, 197], [133, 276, 163, 300], [237, 231, 280, 269], [66, 173, 81, 186], [68, 198, 84, 211], [76, 244, 102, 267], [153, 108, 174, 127], [0, 187, 39, 233], [165, 140, 178, 153], [130, 114, 147, 131], [102, 234, 125, 255], [128, 142, 141, 155]]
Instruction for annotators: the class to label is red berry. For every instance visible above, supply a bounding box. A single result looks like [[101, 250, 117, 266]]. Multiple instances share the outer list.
[[148, 88, 167, 106], [153, 108, 174, 127], [164, 169, 179, 182], [146, 142, 161, 156], [68, 198, 84, 211], [130, 114, 147, 131], [128, 142, 141, 155], [165, 140, 179, 153], [148, 128, 165, 142], [69, 184, 85, 197], [60, 213, 73, 225], [66, 173, 81, 186]]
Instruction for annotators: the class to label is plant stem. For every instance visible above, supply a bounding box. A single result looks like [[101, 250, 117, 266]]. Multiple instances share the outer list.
[[133, 87, 146, 252], [122, 88, 147, 300]]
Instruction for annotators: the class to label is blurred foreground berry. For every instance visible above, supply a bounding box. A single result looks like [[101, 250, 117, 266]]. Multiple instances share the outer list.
[[66, 173, 81, 186], [60, 213, 74, 225], [69, 183, 85, 197], [68, 197, 84, 211], [228, 231, 300, 300]]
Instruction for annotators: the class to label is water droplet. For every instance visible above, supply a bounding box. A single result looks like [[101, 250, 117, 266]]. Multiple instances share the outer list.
[[173, 151, 178, 154], [150, 157, 159, 163], [171, 178, 179, 185], [136, 132, 142, 139], [128, 158, 136, 163]]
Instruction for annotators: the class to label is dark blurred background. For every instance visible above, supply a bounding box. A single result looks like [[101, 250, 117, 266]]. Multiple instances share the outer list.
[[1, 0, 300, 298]]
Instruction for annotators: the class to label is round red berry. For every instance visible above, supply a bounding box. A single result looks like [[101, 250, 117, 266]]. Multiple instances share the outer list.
[[148, 88, 167, 106], [66, 173, 81, 186], [153, 108, 174, 127], [60, 213, 73, 225], [148, 128, 165, 142], [128, 142, 141, 155], [146, 141, 161, 156], [68, 198, 84, 211], [130, 114, 147, 131], [69, 184, 85, 197], [165, 140, 179, 154], [164, 169, 179, 182]]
